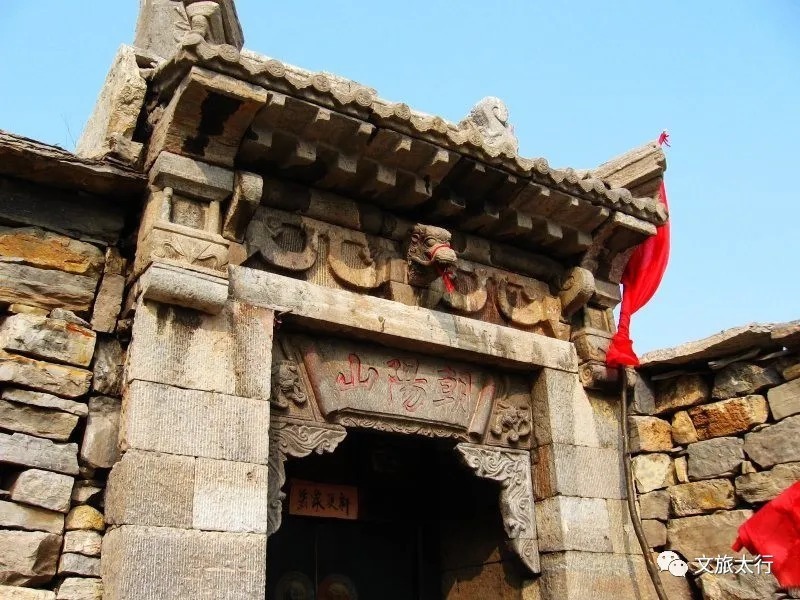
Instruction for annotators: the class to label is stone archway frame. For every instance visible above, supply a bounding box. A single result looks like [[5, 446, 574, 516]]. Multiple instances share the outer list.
[[456, 443, 540, 574], [267, 417, 347, 537]]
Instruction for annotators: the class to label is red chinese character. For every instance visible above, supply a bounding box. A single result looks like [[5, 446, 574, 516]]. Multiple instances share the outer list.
[[387, 358, 428, 412], [435, 367, 471, 412], [336, 354, 378, 391]]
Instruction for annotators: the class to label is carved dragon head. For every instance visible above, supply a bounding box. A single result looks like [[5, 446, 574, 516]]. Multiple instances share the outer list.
[[406, 224, 457, 289]]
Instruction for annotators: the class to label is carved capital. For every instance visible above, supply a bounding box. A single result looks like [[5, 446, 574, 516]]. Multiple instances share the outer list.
[[270, 360, 308, 410], [455, 443, 540, 574], [267, 419, 346, 537]]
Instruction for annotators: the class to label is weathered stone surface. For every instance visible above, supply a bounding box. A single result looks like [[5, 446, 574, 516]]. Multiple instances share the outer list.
[[57, 577, 103, 600], [2, 388, 88, 417], [121, 380, 270, 464], [675, 456, 689, 483], [638, 490, 670, 520], [138, 260, 230, 314], [9, 469, 74, 513], [606, 499, 648, 555], [0, 400, 80, 441], [0, 351, 91, 399], [102, 525, 267, 599], [744, 415, 800, 468], [535, 496, 612, 553], [654, 374, 709, 415], [0, 227, 104, 277], [194, 458, 268, 534], [667, 510, 752, 563], [533, 443, 625, 500], [443, 560, 524, 600], [768, 378, 800, 421], [0, 584, 56, 599], [668, 479, 735, 517], [9, 304, 49, 316], [672, 410, 699, 444], [76, 45, 147, 162], [642, 519, 667, 547], [0, 313, 97, 367], [0, 261, 98, 313], [71, 481, 103, 507], [628, 416, 672, 452], [736, 462, 800, 504], [80, 396, 121, 469], [631, 373, 656, 415], [63, 530, 102, 557], [784, 363, 800, 382], [689, 395, 769, 440], [0, 433, 79, 475], [107, 450, 194, 528], [149, 151, 235, 202], [698, 571, 779, 600], [687, 437, 744, 480], [50, 309, 91, 328], [58, 553, 100, 577], [0, 530, 61, 586], [712, 362, 781, 400], [632, 453, 676, 493], [91, 337, 124, 396], [65, 505, 104, 532], [90, 273, 125, 333], [0, 500, 64, 534]]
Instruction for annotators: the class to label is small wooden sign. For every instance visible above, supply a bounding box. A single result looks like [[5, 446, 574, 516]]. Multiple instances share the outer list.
[[289, 479, 358, 520]]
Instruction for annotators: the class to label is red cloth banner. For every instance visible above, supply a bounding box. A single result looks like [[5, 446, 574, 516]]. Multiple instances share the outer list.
[[605, 133, 671, 367]]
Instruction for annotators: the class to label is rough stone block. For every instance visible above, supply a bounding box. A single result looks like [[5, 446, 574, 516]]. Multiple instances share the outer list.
[[632, 453, 676, 493], [698, 571, 779, 600], [628, 416, 672, 452], [642, 519, 667, 548], [58, 553, 100, 577], [57, 577, 103, 600], [654, 374, 709, 415], [102, 525, 266, 600], [0, 313, 97, 367], [71, 481, 103, 507], [0, 433, 79, 475], [0, 530, 61, 586], [712, 362, 781, 400], [783, 363, 800, 382], [121, 380, 270, 464], [768, 378, 800, 421], [744, 415, 800, 468], [0, 399, 80, 441], [9, 470, 74, 513], [106, 450, 194, 528], [687, 437, 744, 480], [534, 496, 612, 553], [193, 458, 268, 533], [90, 274, 125, 333], [0, 500, 64, 534], [688, 395, 768, 440], [0, 227, 104, 278], [65, 506, 104, 532], [127, 300, 273, 399], [735, 461, 800, 504], [532, 443, 625, 500], [668, 479, 735, 516], [674, 456, 689, 483], [0, 261, 98, 314], [0, 584, 56, 599], [638, 490, 669, 520], [91, 337, 124, 396], [0, 351, 92, 398], [671, 410, 698, 444], [80, 396, 121, 469], [2, 388, 88, 417], [63, 530, 102, 557], [631, 372, 656, 415], [667, 510, 752, 563]]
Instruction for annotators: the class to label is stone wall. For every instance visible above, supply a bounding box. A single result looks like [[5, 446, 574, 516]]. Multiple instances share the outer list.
[[632, 324, 800, 600], [0, 177, 130, 600]]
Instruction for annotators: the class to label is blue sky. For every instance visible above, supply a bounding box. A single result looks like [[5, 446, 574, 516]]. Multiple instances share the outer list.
[[1, 1, 798, 353]]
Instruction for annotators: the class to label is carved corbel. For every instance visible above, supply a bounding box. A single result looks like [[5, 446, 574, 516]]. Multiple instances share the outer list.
[[455, 443, 540, 574], [559, 266, 595, 317], [496, 277, 569, 339], [267, 420, 347, 537], [222, 171, 263, 243], [245, 209, 318, 272]]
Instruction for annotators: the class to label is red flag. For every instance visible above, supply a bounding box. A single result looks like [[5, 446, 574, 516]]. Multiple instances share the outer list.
[[605, 132, 671, 367], [732, 481, 800, 588]]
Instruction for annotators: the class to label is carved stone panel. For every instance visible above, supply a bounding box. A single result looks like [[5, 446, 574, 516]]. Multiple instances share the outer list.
[[486, 377, 533, 449], [456, 443, 540, 574]]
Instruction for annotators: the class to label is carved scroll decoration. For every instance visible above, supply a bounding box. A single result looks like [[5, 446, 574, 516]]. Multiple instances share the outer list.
[[326, 231, 392, 291], [246, 209, 318, 272], [439, 265, 489, 314], [455, 443, 540, 574], [267, 419, 347, 537]]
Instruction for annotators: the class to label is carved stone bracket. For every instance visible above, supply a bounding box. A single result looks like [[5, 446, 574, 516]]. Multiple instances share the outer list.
[[455, 443, 540, 574], [267, 419, 347, 537]]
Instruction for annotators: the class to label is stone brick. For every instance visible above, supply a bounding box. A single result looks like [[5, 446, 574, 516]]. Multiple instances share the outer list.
[[2, 388, 88, 417], [80, 396, 121, 469], [9, 470, 74, 513], [671, 410, 698, 444], [631, 373, 656, 415], [91, 337, 124, 396], [654, 374, 709, 415], [0, 351, 91, 398], [71, 481, 103, 507], [90, 273, 125, 333], [58, 553, 100, 577], [668, 479, 735, 516], [57, 577, 103, 600], [0, 227, 104, 277], [0, 400, 79, 441], [0, 585, 56, 599], [744, 415, 800, 468], [667, 510, 752, 563], [65, 506, 104, 532], [632, 453, 676, 493], [768, 378, 800, 421], [698, 571, 779, 600], [605, 499, 641, 555], [106, 450, 194, 528], [783, 363, 800, 382], [628, 416, 672, 452], [534, 496, 612, 553], [63, 530, 102, 557], [102, 525, 266, 600], [642, 519, 667, 547], [0, 500, 64, 534], [735, 462, 800, 503], [0, 530, 61, 586], [0, 261, 98, 314], [121, 380, 270, 464], [193, 458, 268, 534], [0, 313, 97, 367], [712, 362, 781, 400], [532, 443, 625, 500], [688, 395, 768, 440], [0, 433, 79, 475], [687, 437, 744, 480], [638, 490, 670, 520]]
